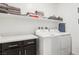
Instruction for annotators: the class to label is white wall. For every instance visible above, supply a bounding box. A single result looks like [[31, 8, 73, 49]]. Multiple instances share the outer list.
[[56, 3, 79, 54], [0, 13, 59, 36], [0, 3, 59, 36], [8, 3, 58, 17], [26, 3, 58, 17]]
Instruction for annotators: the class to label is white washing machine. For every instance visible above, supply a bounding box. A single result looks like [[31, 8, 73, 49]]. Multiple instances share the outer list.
[[36, 29, 72, 55]]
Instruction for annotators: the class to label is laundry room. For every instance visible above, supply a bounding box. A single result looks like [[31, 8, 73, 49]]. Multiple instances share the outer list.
[[0, 3, 79, 55]]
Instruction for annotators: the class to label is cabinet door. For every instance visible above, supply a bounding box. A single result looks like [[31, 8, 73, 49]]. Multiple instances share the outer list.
[[2, 47, 20, 55], [24, 44, 36, 55], [23, 39, 37, 55], [52, 35, 72, 55], [0, 44, 2, 55], [2, 41, 23, 55]]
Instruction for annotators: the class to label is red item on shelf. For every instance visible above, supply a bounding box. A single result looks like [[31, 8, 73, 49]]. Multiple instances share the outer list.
[[32, 15, 39, 19]]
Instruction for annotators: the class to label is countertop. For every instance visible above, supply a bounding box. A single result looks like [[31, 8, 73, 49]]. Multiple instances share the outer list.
[[0, 34, 38, 43], [0, 32, 71, 43], [36, 31, 71, 38]]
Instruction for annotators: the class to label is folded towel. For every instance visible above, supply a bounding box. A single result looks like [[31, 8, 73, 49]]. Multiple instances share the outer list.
[[8, 5, 20, 11], [0, 8, 8, 13], [9, 12, 21, 15], [0, 3, 8, 6], [0, 3, 21, 15], [0, 3, 8, 9], [8, 9, 20, 13]]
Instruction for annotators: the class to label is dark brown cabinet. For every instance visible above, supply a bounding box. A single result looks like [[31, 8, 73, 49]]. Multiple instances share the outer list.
[[0, 44, 2, 55], [2, 47, 20, 55], [23, 44, 36, 55], [0, 39, 37, 55]]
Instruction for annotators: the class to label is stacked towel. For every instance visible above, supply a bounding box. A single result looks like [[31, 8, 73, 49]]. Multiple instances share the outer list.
[[8, 5, 21, 15], [0, 3, 21, 15], [0, 3, 8, 13]]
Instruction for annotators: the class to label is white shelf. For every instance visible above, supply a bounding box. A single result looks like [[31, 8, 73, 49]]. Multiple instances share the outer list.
[[0, 13, 62, 23]]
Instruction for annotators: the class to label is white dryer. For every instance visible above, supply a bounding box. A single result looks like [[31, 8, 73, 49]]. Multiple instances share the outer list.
[[36, 30, 72, 55]]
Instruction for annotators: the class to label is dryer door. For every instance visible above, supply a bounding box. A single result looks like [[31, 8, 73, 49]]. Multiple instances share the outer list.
[[52, 34, 72, 55]]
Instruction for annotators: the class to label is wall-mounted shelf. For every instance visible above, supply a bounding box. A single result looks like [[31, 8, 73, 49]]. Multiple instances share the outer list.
[[0, 13, 62, 22]]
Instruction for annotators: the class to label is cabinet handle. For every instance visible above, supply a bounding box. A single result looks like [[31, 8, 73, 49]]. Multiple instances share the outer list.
[[8, 44, 18, 48], [19, 51, 21, 55], [27, 41, 35, 44], [25, 50, 27, 55]]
